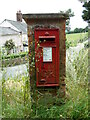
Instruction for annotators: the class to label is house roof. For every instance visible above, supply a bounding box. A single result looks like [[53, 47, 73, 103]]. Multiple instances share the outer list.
[[0, 27, 19, 36], [0, 19, 27, 34]]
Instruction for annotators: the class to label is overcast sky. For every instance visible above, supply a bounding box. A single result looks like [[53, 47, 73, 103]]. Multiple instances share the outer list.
[[0, 0, 88, 30]]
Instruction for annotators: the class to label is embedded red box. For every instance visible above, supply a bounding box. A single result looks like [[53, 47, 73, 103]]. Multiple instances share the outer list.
[[35, 28, 59, 87]]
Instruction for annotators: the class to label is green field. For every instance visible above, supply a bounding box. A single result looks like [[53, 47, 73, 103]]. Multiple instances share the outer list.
[[66, 32, 88, 47]]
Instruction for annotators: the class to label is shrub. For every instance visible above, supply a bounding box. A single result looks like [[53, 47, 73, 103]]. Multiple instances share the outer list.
[[2, 52, 28, 60], [4, 39, 15, 55], [66, 39, 72, 49], [84, 42, 90, 48]]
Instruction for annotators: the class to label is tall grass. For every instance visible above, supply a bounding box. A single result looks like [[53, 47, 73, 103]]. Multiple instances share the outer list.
[[31, 49, 88, 119], [0, 75, 2, 118], [65, 48, 88, 119], [2, 75, 31, 118], [2, 48, 89, 119], [0, 47, 2, 118]]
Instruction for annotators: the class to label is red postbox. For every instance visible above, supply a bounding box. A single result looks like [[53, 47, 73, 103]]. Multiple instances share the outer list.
[[35, 28, 59, 87]]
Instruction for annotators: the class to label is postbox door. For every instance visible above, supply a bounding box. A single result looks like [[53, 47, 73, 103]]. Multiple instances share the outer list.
[[41, 46, 57, 84], [35, 29, 59, 87]]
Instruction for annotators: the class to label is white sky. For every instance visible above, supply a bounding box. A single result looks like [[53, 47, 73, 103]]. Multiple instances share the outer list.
[[0, 0, 88, 30]]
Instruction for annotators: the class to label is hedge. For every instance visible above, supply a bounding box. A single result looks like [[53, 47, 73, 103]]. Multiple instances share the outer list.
[[2, 52, 28, 60]]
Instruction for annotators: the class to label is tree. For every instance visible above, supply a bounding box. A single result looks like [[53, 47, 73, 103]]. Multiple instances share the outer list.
[[78, 0, 90, 23], [82, 1, 90, 23], [78, 0, 90, 37], [60, 9, 74, 32], [74, 28, 84, 33], [4, 39, 15, 54], [78, 0, 88, 3]]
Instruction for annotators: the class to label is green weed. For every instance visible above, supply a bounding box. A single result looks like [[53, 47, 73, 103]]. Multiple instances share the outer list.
[[31, 48, 89, 119], [2, 75, 31, 118], [2, 48, 89, 119]]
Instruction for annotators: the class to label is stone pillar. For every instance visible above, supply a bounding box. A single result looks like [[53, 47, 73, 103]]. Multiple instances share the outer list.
[[23, 13, 68, 104]]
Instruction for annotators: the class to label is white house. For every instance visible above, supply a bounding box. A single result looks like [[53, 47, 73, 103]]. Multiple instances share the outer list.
[[0, 11, 28, 55]]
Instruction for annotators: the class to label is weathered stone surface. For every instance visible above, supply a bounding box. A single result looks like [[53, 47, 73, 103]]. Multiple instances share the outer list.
[[23, 13, 68, 98]]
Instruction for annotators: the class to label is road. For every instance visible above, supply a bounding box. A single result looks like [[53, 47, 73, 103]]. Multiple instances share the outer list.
[[0, 63, 29, 80]]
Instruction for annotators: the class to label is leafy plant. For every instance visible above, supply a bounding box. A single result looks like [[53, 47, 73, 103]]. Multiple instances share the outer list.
[[82, 1, 90, 23], [2, 52, 28, 60], [60, 8, 74, 32], [66, 39, 72, 49], [2, 75, 31, 118], [84, 42, 90, 48], [4, 39, 15, 55]]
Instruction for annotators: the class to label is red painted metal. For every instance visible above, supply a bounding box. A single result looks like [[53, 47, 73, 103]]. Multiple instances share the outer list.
[[35, 28, 59, 87], [39, 36, 55, 39]]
